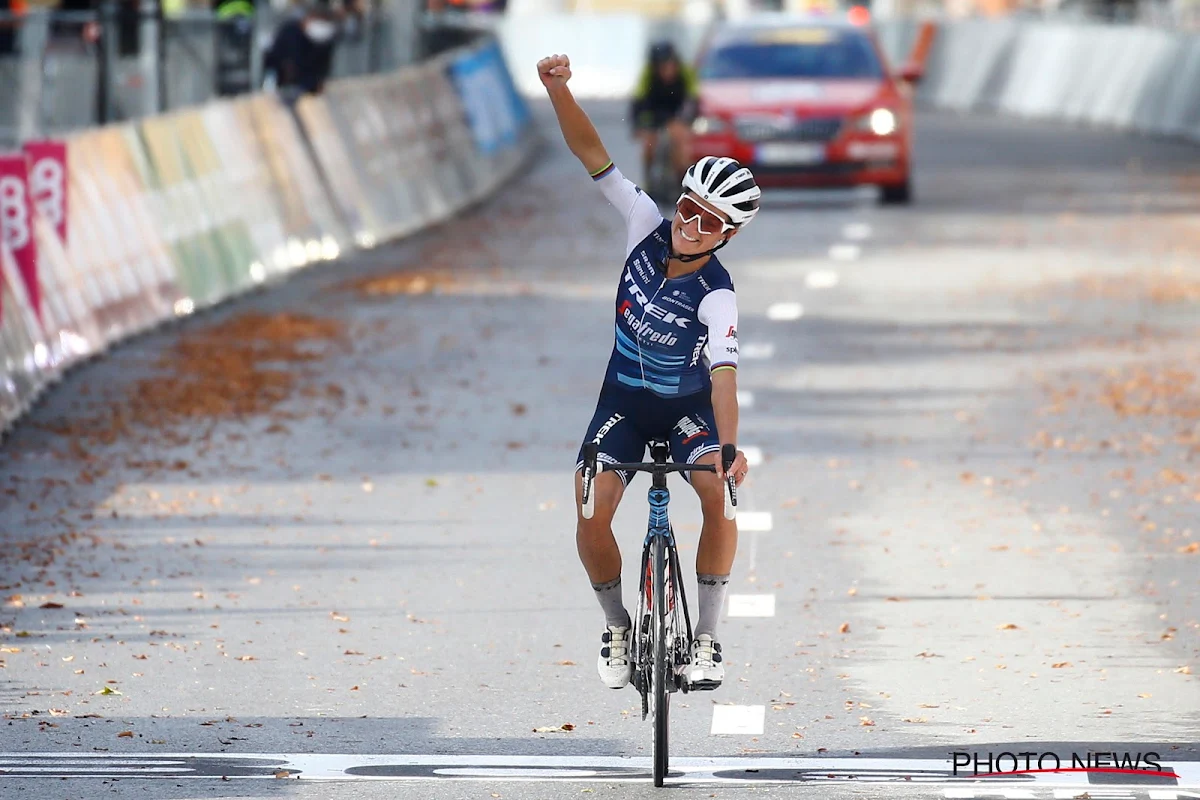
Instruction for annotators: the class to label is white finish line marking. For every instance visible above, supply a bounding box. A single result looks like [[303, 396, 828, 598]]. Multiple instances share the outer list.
[[830, 244, 861, 261], [727, 594, 776, 617], [0, 753, 1196, 786], [742, 446, 763, 466], [736, 390, 754, 408], [710, 705, 765, 735], [766, 302, 803, 321], [742, 342, 775, 360], [737, 510, 772, 531], [805, 269, 840, 289]]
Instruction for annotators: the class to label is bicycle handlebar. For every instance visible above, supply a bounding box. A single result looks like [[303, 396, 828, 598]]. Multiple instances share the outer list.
[[580, 443, 738, 521]]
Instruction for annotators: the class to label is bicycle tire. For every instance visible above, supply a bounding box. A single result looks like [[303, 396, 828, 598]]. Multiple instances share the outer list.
[[652, 536, 669, 787]]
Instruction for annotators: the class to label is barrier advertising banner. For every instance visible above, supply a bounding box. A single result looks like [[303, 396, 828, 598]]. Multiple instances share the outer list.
[[446, 39, 530, 156], [0, 154, 40, 324], [22, 141, 68, 247]]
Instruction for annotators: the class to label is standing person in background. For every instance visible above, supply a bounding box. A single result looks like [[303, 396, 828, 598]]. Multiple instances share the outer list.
[[263, 0, 339, 101], [0, 0, 21, 56]]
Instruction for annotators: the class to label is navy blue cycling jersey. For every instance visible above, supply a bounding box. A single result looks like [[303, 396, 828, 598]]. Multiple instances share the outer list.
[[592, 163, 740, 399]]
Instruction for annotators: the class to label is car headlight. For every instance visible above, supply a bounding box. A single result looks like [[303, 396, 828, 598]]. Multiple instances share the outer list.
[[855, 108, 899, 136], [692, 116, 728, 135]]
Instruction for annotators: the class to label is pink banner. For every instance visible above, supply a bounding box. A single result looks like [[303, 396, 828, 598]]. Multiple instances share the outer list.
[[0, 154, 40, 323], [23, 141, 68, 247]]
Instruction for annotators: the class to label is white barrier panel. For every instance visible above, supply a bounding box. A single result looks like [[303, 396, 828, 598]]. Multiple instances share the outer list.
[[0, 238, 51, 431], [917, 18, 1200, 148]]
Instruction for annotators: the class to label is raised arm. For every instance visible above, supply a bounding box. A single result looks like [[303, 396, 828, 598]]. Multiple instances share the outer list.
[[538, 53, 663, 252], [537, 54, 612, 176]]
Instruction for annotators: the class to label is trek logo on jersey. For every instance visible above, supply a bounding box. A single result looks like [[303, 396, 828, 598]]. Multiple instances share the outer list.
[[689, 334, 708, 367], [675, 415, 710, 445], [623, 268, 690, 328], [592, 412, 625, 444], [620, 301, 679, 347]]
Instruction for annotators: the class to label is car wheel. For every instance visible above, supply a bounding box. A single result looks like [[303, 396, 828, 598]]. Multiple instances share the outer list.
[[880, 176, 912, 206]]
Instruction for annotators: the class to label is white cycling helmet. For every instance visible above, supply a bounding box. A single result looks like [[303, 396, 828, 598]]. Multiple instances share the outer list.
[[681, 156, 761, 228]]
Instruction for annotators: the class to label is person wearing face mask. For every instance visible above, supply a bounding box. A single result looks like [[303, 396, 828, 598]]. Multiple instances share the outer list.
[[537, 53, 759, 694], [263, 1, 340, 101]]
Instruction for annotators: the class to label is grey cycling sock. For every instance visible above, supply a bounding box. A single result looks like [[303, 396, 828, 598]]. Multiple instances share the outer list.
[[695, 574, 730, 638], [592, 576, 631, 629]]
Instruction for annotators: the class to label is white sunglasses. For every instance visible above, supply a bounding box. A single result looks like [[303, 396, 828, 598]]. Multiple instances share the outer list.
[[675, 194, 736, 236]]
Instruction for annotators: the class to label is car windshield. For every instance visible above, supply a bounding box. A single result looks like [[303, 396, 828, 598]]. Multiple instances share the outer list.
[[700, 28, 884, 80]]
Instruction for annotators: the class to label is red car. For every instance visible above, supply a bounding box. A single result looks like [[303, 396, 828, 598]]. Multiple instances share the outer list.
[[688, 15, 921, 204]]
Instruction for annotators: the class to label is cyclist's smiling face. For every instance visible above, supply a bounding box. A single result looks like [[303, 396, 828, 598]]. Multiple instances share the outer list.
[[672, 192, 738, 256]]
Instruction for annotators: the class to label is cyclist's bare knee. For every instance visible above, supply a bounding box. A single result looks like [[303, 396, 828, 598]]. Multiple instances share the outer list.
[[688, 455, 727, 514]]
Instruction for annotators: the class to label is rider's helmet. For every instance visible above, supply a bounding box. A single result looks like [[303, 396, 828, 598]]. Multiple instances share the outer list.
[[649, 39, 678, 65], [681, 156, 761, 228]]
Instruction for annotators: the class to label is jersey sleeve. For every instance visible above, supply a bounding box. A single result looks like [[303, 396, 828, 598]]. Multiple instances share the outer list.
[[589, 162, 665, 256], [697, 288, 738, 373]]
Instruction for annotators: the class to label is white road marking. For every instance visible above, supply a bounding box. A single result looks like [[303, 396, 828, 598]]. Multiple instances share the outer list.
[[736, 390, 754, 408], [710, 705, 766, 735], [0, 753, 1196, 785], [737, 511, 773, 531], [765, 302, 803, 321], [742, 446, 763, 466], [805, 269, 840, 289], [741, 342, 775, 360], [829, 244, 861, 261], [727, 594, 776, 617], [843, 222, 873, 241]]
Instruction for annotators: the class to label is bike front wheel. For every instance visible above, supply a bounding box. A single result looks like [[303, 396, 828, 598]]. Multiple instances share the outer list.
[[652, 536, 670, 787]]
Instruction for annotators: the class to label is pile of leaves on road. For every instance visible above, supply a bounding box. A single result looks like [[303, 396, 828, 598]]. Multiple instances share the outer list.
[[340, 270, 462, 297], [36, 311, 349, 451], [131, 312, 347, 425]]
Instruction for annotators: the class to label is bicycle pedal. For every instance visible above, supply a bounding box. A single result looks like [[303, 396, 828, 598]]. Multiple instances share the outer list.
[[687, 679, 722, 692]]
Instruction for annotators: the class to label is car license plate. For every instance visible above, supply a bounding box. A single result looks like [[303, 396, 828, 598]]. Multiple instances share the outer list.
[[756, 142, 826, 165]]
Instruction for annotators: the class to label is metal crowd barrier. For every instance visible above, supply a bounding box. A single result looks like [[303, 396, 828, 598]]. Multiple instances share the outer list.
[[0, 31, 539, 438]]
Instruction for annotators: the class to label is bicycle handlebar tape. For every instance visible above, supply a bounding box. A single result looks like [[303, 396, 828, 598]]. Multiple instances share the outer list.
[[721, 443, 737, 521], [582, 442, 599, 520]]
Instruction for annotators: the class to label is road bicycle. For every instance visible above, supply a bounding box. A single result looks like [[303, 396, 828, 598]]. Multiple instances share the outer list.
[[580, 440, 737, 787]]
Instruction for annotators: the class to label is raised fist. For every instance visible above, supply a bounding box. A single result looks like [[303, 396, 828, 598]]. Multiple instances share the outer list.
[[537, 54, 572, 89]]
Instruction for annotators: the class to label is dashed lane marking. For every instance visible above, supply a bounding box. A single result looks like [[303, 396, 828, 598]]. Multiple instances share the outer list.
[[709, 705, 766, 735], [737, 511, 773, 531], [727, 594, 776, 617], [765, 302, 803, 321]]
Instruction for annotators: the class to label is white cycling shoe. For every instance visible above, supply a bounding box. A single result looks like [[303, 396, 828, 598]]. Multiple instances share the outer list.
[[687, 633, 724, 690], [597, 625, 633, 689]]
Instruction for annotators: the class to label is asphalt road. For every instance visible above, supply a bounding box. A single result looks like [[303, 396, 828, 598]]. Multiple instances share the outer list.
[[0, 98, 1198, 800]]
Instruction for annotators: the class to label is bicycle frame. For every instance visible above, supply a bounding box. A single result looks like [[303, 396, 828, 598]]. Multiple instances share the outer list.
[[579, 439, 737, 787]]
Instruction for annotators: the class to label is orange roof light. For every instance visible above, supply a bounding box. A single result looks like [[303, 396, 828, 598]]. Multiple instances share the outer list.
[[848, 5, 871, 25]]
